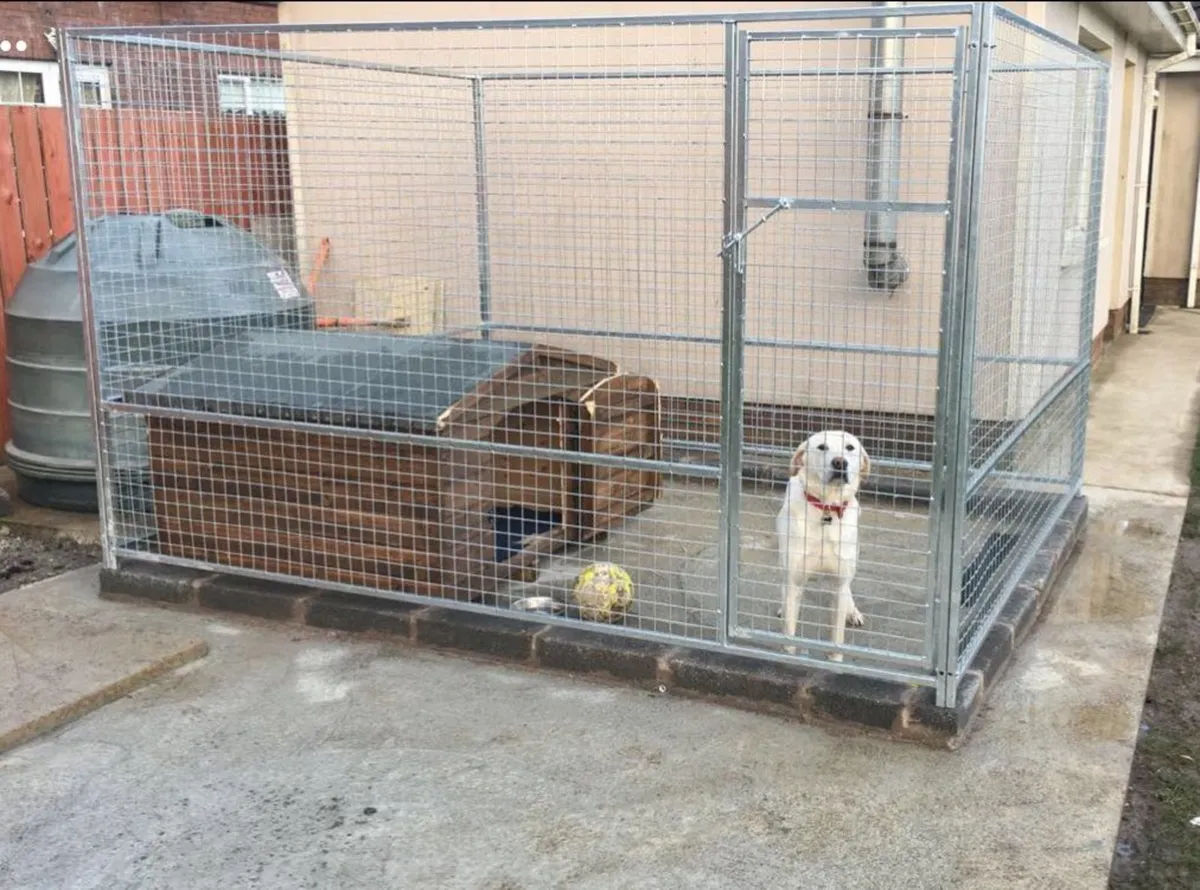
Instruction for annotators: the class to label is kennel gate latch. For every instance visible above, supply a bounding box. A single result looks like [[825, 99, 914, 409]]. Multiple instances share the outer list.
[[718, 197, 795, 260]]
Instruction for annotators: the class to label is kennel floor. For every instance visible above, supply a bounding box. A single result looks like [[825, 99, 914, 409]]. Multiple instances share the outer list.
[[497, 478, 939, 661]]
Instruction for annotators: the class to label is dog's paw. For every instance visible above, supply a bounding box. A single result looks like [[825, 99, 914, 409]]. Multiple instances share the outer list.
[[826, 651, 844, 663], [846, 607, 865, 628]]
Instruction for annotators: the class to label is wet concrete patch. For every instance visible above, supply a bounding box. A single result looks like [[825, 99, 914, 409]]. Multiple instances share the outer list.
[[1049, 490, 1182, 626], [1069, 700, 1136, 745]]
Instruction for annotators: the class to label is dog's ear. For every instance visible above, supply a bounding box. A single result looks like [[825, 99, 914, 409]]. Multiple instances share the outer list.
[[790, 444, 807, 478], [860, 446, 871, 482]]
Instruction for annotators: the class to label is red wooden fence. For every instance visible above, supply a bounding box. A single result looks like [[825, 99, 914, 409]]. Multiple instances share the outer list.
[[77, 108, 292, 229], [0, 105, 292, 454]]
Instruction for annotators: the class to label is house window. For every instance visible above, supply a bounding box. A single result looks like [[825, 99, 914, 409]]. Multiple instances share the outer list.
[[0, 60, 60, 106], [0, 60, 110, 108], [75, 64, 113, 109], [0, 69, 43, 104], [217, 74, 285, 115]]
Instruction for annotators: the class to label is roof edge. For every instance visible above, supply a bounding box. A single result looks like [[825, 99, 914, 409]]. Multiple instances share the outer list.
[[1093, 1, 1197, 54]]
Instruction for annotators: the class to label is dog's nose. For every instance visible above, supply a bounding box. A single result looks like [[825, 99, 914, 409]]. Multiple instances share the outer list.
[[831, 457, 848, 471]]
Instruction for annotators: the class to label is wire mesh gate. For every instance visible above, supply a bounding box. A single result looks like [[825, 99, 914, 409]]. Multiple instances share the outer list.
[[62, 4, 1107, 706], [724, 23, 968, 680]]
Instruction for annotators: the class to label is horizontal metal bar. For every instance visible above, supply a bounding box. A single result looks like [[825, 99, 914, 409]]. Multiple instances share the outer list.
[[483, 66, 961, 81], [111, 546, 937, 687], [490, 321, 948, 359], [102, 399, 719, 480], [966, 360, 1088, 494], [745, 334, 939, 357], [482, 68, 724, 81], [989, 62, 1114, 74], [72, 32, 472, 81], [480, 63, 1091, 81], [978, 355, 1076, 367], [666, 438, 1071, 488], [484, 321, 718, 347], [483, 322, 1076, 367], [976, 471, 1073, 488], [666, 437, 933, 471], [745, 195, 949, 214], [63, 5, 978, 38], [730, 626, 930, 668], [747, 26, 960, 41], [69, 29, 1093, 83], [994, 6, 1111, 68]]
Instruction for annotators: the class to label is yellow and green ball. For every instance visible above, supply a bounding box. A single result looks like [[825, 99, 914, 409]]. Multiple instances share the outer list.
[[571, 562, 634, 622]]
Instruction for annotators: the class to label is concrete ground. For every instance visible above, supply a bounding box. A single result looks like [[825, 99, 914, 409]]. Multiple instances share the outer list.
[[1, 308, 1198, 889], [0, 572, 206, 754]]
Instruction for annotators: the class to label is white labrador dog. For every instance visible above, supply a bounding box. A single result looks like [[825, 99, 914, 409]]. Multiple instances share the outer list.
[[775, 430, 870, 661]]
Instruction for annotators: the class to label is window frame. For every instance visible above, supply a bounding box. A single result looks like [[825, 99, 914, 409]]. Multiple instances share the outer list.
[[74, 63, 113, 109], [0, 59, 61, 106], [217, 73, 285, 116]]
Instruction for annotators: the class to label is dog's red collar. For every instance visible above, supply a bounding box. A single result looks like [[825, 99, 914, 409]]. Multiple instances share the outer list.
[[805, 492, 848, 519]]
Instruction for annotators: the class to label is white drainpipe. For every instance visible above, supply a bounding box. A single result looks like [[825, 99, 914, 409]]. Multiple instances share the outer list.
[[1130, 32, 1196, 334]]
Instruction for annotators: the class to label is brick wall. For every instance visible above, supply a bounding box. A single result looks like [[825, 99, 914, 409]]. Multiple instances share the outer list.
[[0, 2, 280, 113], [0, 2, 277, 61]]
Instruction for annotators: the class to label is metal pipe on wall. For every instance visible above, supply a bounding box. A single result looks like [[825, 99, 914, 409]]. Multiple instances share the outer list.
[[865, 0, 910, 291], [471, 77, 494, 339]]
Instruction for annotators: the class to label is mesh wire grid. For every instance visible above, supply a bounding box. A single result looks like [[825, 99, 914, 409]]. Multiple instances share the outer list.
[[731, 26, 962, 664], [956, 11, 1106, 665], [61, 5, 1105, 695]]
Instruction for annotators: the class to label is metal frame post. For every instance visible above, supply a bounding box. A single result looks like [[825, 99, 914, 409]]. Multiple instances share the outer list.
[[716, 22, 749, 647], [471, 76, 493, 339], [930, 2, 994, 706], [1072, 68, 1109, 488], [60, 40, 117, 570], [923, 25, 969, 676]]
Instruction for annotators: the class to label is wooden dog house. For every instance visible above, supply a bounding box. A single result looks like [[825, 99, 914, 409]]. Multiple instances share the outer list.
[[124, 331, 662, 600]]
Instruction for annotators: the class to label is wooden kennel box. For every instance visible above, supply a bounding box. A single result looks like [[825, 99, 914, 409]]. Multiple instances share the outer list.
[[126, 331, 662, 599]]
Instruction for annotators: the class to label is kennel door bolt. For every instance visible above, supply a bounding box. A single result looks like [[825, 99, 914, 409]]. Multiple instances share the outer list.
[[718, 197, 795, 258]]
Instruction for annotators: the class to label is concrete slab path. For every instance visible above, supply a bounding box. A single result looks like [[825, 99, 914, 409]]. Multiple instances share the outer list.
[[2, 309, 1199, 890], [0, 567, 207, 755]]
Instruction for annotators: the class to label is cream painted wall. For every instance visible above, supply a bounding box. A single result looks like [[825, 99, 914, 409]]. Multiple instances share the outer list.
[[1030, 3, 1149, 336], [274, 1, 1109, 421]]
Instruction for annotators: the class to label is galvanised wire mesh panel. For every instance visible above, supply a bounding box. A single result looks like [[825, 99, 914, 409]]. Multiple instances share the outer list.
[[956, 11, 1106, 666], [731, 25, 966, 668], [66, 21, 735, 647], [62, 5, 1102, 696]]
